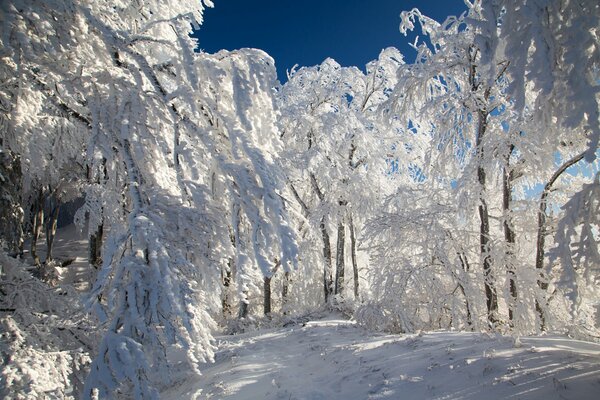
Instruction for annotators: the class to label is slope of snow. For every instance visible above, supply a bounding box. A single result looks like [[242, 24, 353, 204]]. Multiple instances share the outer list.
[[164, 315, 600, 400]]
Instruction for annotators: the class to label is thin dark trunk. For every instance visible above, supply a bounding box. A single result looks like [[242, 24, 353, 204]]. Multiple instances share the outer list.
[[89, 224, 104, 268], [479, 172, 497, 327], [347, 136, 363, 300], [307, 174, 334, 303], [503, 147, 517, 326], [476, 109, 498, 327], [320, 216, 333, 302], [535, 151, 585, 330], [45, 201, 60, 263], [456, 283, 472, 329], [31, 191, 44, 266], [469, 47, 497, 328], [222, 260, 233, 318], [0, 150, 24, 257], [282, 271, 290, 314], [263, 275, 272, 316], [334, 221, 345, 296], [437, 246, 473, 331], [288, 182, 309, 217], [263, 260, 280, 316], [349, 214, 359, 299], [88, 157, 106, 269], [456, 250, 473, 329]]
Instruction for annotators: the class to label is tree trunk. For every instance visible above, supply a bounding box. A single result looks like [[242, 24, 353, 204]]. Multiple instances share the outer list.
[[45, 200, 60, 263], [0, 150, 24, 257], [320, 216, 333, 302], [468, 49, 498, 328], [282, 271, 290, 314], [310, 174, 334, 303], [349, 214, 359, 299], [468, 47, 498, 328], [88, 157, 106, 269], [222, 260, 233, 318], [456, 249, 473, 329], [535, 151, 585, 330], [334, 221, 345, 296], [263, 259, 280, 316], [479, 168, 497, 328], [476, 109, 498, 328], [502, 147, 517, 326], [89, 223, 104, 268], [31, 190, 44, 266], [238, 294, 249, 319], [263, 275, 272, 316]]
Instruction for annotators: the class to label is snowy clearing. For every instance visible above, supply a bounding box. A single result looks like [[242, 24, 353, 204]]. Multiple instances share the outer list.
[[164, 316, 600, 400]]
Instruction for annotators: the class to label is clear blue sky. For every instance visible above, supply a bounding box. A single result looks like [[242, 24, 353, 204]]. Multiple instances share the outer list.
[[193, 0, 467, 82]]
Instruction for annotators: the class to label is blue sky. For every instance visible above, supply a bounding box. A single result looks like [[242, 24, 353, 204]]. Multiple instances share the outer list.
[[194, 0, 467, 82]]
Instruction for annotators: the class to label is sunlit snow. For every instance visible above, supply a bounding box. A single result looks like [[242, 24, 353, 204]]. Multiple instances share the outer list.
[[164, 316, 600, 399]]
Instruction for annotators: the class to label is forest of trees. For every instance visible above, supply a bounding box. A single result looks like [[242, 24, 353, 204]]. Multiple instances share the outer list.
[[1, 0, 599, 398]]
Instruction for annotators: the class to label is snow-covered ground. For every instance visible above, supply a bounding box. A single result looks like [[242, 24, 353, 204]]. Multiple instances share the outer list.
[[165, 316, 600, 400], [9, 225, 600, 399], [21, 223, 92, 289]]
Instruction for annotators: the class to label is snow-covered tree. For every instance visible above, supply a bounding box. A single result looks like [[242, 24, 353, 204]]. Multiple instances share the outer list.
[[379, 4, 516, 328], [192, 48, 298, 321], [363, 0, 599, 335], [277, 50, 403, 306], [1, 0, 299, 397], [0, 250, 96, 399]]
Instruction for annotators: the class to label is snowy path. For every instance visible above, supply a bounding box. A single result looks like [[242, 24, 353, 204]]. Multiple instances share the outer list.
[[22, 223, 92, 290], [164, 316, 600, 400]]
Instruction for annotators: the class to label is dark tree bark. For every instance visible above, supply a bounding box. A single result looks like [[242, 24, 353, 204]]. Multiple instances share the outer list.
[[320, 216, 333, 301], [222, 260, 233, 318], [454, 245, 474, 330], [87, 158, 106, 269], [334, 221, 345, 296], [89, 224, 104, 268], [433, 238, 473, 331], [288, 182, 309, 236], [502, 145, 518, 326], [263, 275, 272, 315], [436, 240, 473, 331], [309, 173, 334, 302], [349, 214, 359, 299], [289, 178, 333, 303], [0, 150, 24, 257], [469, 47, 498, 328], [31, 190, 45, 266], [44, 198, 61, 263], [347, 135, 365, 301], [476, 110, 498, 327], [282, 271, 290, 314], [263, 275, 272, 316], [263, 260, 280, 316]]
